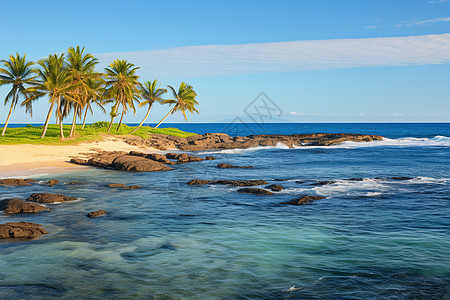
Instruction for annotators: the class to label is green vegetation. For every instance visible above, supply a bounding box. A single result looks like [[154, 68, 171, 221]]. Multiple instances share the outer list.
[[0, 122, 196, 145], [0, 46, 200, 141]]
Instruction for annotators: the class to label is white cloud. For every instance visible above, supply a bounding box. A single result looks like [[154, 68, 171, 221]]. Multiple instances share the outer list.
[[289, 111, 304, 116], [430, 0, 447, 3], [399, 16, 450, 26], [95, 33, 450, 78]]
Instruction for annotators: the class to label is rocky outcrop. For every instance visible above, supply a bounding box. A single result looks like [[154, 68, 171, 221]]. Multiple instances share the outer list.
[[0, 178, 37, 186], [69, 158, 88, 165], [0, 198, 50, 213], [87, 210, 107, 218], [145, 153, 175, 165], [205, 156, 216, 160], [88, 151, 126, 168], [121, 185, 141, 190], [27, 193, 78, 204], [107, 183, 126, 188], [212, 179, 268, 186], [0, 222, 48, 239], [266, 184, 285, 192], [111, 155, 173, 172], [237, 188, 273, 195], [217, 163, 253, 169], [187, 179, 211, 185], [281, 195, 325, 205], [311, 181, 336, 186], [45, 179, 60, 186]]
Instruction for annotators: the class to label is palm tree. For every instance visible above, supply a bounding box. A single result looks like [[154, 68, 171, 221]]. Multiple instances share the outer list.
[[22, 54, 74, 138], [154, 82, 199, 128], [104, 60, 140, 132], [131, 80, 167, 133], [65, 46, 99, 137], [81, 78, 107, 129], [107, 105, 120, 133], [0, 53, 35, 136]]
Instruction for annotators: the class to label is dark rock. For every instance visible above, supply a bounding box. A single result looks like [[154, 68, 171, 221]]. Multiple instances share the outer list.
[[121, 185, 142, 190], [187, 179, 211, 185], [145, 153, 175, 165], [165, 153, 182, 159], [274, 179, 287, 181], [65, 181, 82, 185], [348, 178, 364, 181], [128, 151, 146, 157], [311, 180, 336, 186], [217, 163, 253, 169], [0, 222, 48, 239], [88, 151, 126, 168], [176, 153, 204, 163], [389, 177, 414, 181], [69, 158, 88, 165], [212, 179, 268, 187], [0, 178, 36, 186], [87, 210, 107, 218], [107, 183, 126, 188], [205, 156, 216, 160], [45, 179, 60, 186], [111, 155, 173, 172], [27, 193, 78, 204], [295, 181, 305, 184], [237, 188, 273, 195], [281, 195, 325, 205], [266, 184, 285, 192], [0, 198, 50, 214]]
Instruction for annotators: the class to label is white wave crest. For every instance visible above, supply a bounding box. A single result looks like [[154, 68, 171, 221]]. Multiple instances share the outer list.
[[198, 142, 290, 154]]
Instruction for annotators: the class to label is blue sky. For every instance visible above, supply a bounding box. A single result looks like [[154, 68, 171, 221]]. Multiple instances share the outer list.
[[1, 0, 449, 123]]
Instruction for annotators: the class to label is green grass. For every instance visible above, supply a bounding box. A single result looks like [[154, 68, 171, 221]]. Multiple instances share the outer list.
[[0, 122, 197, 145]]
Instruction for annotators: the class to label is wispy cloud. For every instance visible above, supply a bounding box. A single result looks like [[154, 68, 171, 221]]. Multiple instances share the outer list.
[[96, 34, 450, 78], [398, 16, 450, 26], [429, 0, 447, 3], [289, 111, 304, 116]]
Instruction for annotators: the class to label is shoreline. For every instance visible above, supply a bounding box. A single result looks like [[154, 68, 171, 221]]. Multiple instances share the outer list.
[[0, 137, 160, 176]]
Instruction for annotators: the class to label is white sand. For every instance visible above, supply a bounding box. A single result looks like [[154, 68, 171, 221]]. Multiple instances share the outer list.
[[0, 137, 158, 176]]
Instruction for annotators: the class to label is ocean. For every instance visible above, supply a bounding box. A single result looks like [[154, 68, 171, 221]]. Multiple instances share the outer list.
[[0, 123, 449, 299]]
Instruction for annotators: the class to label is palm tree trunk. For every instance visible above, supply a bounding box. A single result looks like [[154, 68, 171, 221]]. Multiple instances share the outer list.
[[69, 105, 78, 138], [57, 96, 65, 139], [81, 105, 89, 129], [41, 98, 56, 139], [1, 92, 16, 136], [131, 104, 152, 133], [154, 107, 174, 129], [107, 117, 115, 133], [116, 105, 125, 131]]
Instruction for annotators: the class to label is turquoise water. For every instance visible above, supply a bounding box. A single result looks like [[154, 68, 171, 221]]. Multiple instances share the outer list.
[[0, 124, 449, 299]]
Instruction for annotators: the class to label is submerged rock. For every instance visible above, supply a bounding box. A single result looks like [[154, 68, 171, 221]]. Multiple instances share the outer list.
[[217, 163, 253, 169], [187, 179, 211, 185], [121, 185, 142, 190], [0, 222, 48, 239], [237, 188, 273, 195], [281, 195, 325, 205], [65, 181, 82, 185], [27, 193, 78, 204], [389, 177, 414, 181], [107, 183, 127, 188], [45, 179, 60, 186], [0, 198, 50, 214], [87, 210, 107, 218], [266, 184, 285, 192], [311, 180, 336, 186], [205, 156, 216, 160], [0, 178, 37, 186]]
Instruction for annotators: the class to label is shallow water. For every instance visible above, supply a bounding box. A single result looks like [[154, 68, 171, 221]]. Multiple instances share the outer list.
[[1, 123, 449, 299]]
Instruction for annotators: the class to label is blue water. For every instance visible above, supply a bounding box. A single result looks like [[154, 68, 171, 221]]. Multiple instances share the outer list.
[[1, 123, 449, 299]]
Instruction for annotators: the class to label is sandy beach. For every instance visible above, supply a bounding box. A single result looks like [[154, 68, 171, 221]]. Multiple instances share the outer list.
[[0, 138, 157, 176]]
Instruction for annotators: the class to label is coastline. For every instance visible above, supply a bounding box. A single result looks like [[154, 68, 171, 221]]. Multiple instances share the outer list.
[[0, 137, 160, 176]]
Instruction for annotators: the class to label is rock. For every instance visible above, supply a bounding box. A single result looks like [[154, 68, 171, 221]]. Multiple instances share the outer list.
[[27, 193, 78, 204], [0, 178, 36, 186], [0, 198, 50, 214], [266, 184, 285, 192], [111, 155, 173, 172], [295, 181, 305, 184], [165, 153, 182, 159], [212, 179, 268, 187], [281, 195, 325, 205], [69, 158, 88, 165], [205, 156, 216, 160], [87, 151, 126, 168], [121, 185, 141, 190], [348, 178, 364, 181], [145, 153, 175, 165], [176, 153, 190, 163], [128, 151, 146, 157], [187, 179, 211, 185], [389, 177, 414, 181], [65, 181, 82, 185], [217, 163, 253, 169], [87, 210, 107, 218], [45, 179, 60, 186], [107, 183, 126, 188], [311, 180, 336, 186], [274, 179, 287, 181], [237, 188, 273, 195], [0, 222, 48, 239]]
